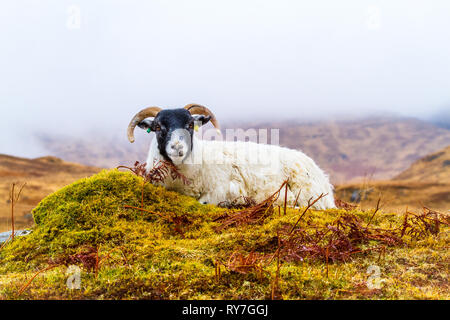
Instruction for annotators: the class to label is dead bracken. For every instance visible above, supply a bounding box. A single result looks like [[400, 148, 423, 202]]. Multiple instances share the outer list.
[[117, 160, 191, 185], [213, 181, 288, 232]]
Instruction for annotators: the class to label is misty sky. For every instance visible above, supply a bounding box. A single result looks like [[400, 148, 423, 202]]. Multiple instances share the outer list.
[[1, 0, 450, 157]]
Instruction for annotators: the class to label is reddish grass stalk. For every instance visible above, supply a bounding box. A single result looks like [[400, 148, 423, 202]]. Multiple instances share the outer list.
[[214, 260, 222, 282], [0, 234, 12, 250], [95, 246, 100, 278], [266, 192, 327, 266], [141, 180, 145, 208], [271, 280, 275, 300], [9, 182, 26, 241], [123, 205, 164, 218], [293, 190, 301, 208], [283, 183, 288, 216], [366, 197, 381, 228], [17, 264, 59, 296], [10, 184, 14, 241], [271, 232, 282, 300], [377, 246, 386, 263], [288, 193, 327, 235], [214, 261, 218, 281]]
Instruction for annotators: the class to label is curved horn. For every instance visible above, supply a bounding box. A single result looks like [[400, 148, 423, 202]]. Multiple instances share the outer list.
[[184, 103, 220, 132], [127, 106, 162, 143]]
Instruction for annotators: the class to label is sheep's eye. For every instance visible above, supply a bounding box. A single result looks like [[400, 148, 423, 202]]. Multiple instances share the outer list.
[[155, 125, 161, 131], [188, 123, 194, 129]]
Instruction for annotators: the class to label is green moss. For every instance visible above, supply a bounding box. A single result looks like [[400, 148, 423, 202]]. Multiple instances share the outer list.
[[0, 170, 448, 299]]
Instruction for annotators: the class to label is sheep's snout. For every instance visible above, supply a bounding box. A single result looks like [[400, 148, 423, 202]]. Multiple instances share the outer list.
[[165, 128, 191, 164], [170, 142, 184, 156]]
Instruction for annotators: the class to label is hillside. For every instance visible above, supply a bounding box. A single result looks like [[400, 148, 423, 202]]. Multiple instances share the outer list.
[[0, 154, 100, 232], [36, 117, 450, 184], [34, 132, 145, 169], [230, 117, 450, 184], [335, 180, 450, 213], [394, 145, 450, 182], [335, 145, 450, 212], [1, 170, 448, 299]]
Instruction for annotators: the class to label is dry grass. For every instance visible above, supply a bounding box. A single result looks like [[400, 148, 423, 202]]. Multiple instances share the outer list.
[[335, 180, 450, 213], [213, 181, 288, 232], [336, 145, 450, 213], [394, 145, 450, 182], [0, 154, 100, 232]]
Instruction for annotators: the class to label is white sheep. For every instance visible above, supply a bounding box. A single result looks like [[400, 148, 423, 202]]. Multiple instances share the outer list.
[[127, 104, 335, 209]]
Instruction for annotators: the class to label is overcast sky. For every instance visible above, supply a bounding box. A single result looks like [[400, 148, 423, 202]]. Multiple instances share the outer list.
[[1, 0, 450, 157]]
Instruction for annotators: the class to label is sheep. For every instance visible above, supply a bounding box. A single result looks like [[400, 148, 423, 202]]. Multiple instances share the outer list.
[[127, 104, 335, 209]]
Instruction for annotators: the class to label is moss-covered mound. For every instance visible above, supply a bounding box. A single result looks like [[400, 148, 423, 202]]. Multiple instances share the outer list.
[[0, 170, 448, 299]]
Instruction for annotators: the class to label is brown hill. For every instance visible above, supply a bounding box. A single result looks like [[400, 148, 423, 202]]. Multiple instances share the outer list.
[[230, 117, 450, 184], [36, 117, 450, 184], [34, 132, 146, 169], [335, 180, 449, 213], [394, 145, 450, 182], [0, 154, 101, 232], [335, 145, 450, 212]]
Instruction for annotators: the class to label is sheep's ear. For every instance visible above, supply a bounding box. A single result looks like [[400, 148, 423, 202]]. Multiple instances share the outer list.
[[192, 115, 211, 126], [137, 119, 153, 130]]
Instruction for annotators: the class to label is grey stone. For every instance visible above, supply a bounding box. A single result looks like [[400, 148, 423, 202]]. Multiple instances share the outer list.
[[0, 230, 32, 244]]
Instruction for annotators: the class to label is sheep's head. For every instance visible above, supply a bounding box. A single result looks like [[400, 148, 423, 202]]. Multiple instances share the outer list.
[[127, 104, 220, 165]]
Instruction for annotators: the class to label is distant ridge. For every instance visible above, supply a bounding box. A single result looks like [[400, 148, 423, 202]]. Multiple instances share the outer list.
[[335, 145, 450, 212], [394, 145, 450, 182], [0, 154, 101, 232], [34, 117, 450, 184], [225, 117, 450, 183]]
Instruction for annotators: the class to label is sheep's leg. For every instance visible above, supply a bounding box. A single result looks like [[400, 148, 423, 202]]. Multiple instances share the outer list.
[[198, 181, 244, 205], [198, 196, 209, 205]]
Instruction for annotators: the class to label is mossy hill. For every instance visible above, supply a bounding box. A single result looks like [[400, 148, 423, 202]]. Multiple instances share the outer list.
[[0, 170, 448, 299]]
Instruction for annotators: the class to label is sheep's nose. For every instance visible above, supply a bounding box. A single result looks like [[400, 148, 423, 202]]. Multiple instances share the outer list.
[[170, 143, 184, 156]]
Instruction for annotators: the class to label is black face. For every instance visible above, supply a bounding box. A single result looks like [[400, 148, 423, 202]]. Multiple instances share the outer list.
[[137, 108, 211, 163]]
